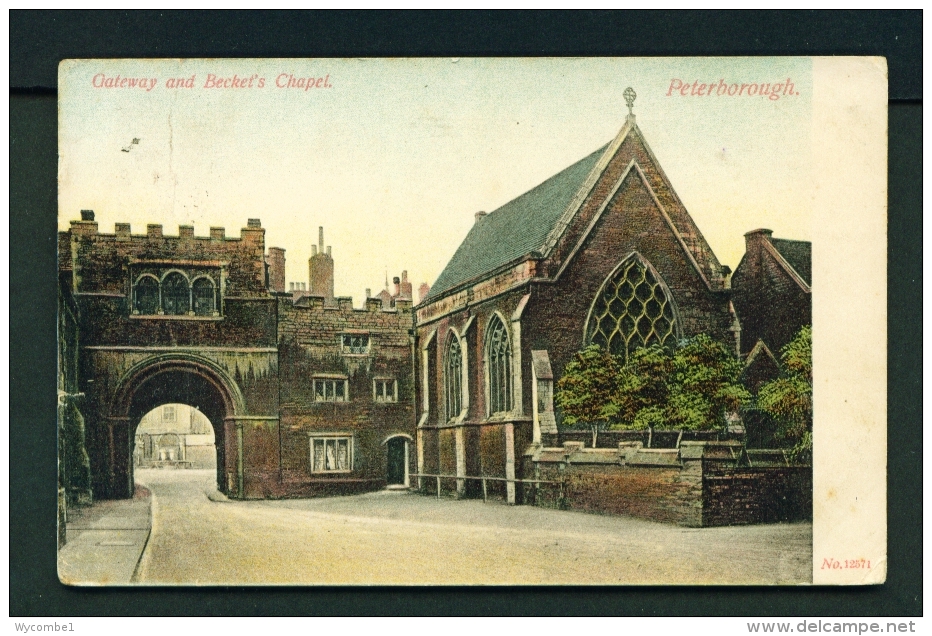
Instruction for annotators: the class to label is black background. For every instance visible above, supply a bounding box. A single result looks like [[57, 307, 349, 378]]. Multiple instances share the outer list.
[[10, 10, 922, 616]]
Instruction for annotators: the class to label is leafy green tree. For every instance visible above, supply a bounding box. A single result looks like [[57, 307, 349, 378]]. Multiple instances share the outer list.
[[757, 326, 812, 461], [665, 334, 751, 432], [613, 343, 673, 447], [556, 335, 750, 448], [555, 344, 623, 447]]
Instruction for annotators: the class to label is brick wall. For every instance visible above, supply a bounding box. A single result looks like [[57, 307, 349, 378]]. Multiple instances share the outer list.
[[703, 467, 812, 526], [526, 442, 811, 527], [528, 452, 702, 526]]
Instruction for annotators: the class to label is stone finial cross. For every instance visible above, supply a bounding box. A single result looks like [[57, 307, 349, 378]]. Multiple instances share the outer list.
[[624, 87, 637, 116]]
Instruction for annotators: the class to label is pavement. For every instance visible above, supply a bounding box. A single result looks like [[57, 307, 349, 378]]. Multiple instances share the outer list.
[[131, 469, 812, 586], [57, 484, 152, 586]]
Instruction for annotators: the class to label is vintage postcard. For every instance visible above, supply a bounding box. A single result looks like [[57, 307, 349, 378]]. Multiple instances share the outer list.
[[56, 57, 886, 585]]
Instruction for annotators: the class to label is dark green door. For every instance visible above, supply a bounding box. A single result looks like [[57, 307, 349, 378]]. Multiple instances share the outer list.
[[387, 438, 406, 485]]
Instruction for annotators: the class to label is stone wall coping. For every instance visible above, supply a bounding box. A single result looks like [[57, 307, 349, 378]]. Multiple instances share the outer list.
[[678, 440, 744, 447], [679, 440, 744, 460], [286, 294, 410, 315]]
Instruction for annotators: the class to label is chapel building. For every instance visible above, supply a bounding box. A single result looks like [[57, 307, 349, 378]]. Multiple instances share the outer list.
[[413, 101, 740, 504]]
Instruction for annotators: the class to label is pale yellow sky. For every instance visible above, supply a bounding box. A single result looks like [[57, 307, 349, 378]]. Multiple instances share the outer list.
[[59, 58, 812, 303]]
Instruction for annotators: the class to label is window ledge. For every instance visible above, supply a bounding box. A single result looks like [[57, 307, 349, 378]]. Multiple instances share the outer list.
[[477, 414, 533, 425], [129, 314, 224, 321]]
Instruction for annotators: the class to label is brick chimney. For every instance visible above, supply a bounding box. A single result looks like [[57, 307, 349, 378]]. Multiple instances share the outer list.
[[744, 228, 773, 250], [70, 210, 98, 236], [309, 226, 334, 304], [418, 283, 431, 304], [267, 247, 286, 293], [399, 270, 413, 300], [240, 218, 265, 247]]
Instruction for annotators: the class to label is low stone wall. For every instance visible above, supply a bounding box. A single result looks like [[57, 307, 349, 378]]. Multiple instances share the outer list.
[[549, 429, 723, 449], [525, 441, 811, 527]]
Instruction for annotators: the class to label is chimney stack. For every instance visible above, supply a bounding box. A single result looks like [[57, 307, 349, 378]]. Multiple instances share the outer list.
[[418, 283, 431, 304], [399, 270, 413, 300], [475, 210, 487, 223], [71, 211, 98, 236], [309, 226, 335, 305], [744, 228, 774, 249], [267, 247, 286, 293], [393, 276, 401, 298]]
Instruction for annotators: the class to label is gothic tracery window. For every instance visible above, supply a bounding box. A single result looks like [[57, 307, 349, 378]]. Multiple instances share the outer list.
[[585, 255, 677, 360], [485, 316, 513, 415], [444, 334, 463, 421]]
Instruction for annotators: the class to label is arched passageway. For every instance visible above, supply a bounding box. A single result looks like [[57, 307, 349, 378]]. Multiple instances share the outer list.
[[105, 359, 240, 499], [134, 403, 216, 470]]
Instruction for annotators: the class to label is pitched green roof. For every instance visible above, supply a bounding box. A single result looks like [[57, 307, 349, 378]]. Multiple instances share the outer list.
[[772, 238, 811, 286], [426, 145, 606, 300]]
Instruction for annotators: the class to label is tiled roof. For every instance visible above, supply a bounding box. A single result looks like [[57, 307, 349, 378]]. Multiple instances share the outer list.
[[771, 238, 811, 286], [425, 119, 729, 302], [425, 146, 607, 300]]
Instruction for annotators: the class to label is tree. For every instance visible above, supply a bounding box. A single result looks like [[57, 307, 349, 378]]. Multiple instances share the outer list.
[[555, 344, 623, 447], [611, 335, 749, 445], [665, 334, 751, 433], [757, 326, 812, 462], [613, 343, 673, 447], [556, 335, 751, 448]]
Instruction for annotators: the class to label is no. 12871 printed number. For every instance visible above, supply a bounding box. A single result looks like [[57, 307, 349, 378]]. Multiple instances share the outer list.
[[821, 558, 871, 570]]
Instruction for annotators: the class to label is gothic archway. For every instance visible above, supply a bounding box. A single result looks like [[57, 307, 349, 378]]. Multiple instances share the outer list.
[[105, 355, 244, 498]]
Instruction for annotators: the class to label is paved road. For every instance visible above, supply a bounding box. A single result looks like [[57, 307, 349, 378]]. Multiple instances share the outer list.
[[135, 469, 812, 585]]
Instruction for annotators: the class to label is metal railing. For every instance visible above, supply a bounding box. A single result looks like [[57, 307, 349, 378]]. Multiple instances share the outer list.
[[411, 472, 564, 505]]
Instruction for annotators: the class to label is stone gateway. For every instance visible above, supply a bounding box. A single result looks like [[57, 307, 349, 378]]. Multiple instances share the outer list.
[[58, 215, 415, 501]]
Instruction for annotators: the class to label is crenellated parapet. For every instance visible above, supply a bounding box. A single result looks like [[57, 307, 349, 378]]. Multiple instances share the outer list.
[[60, 210, 269, 298]]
